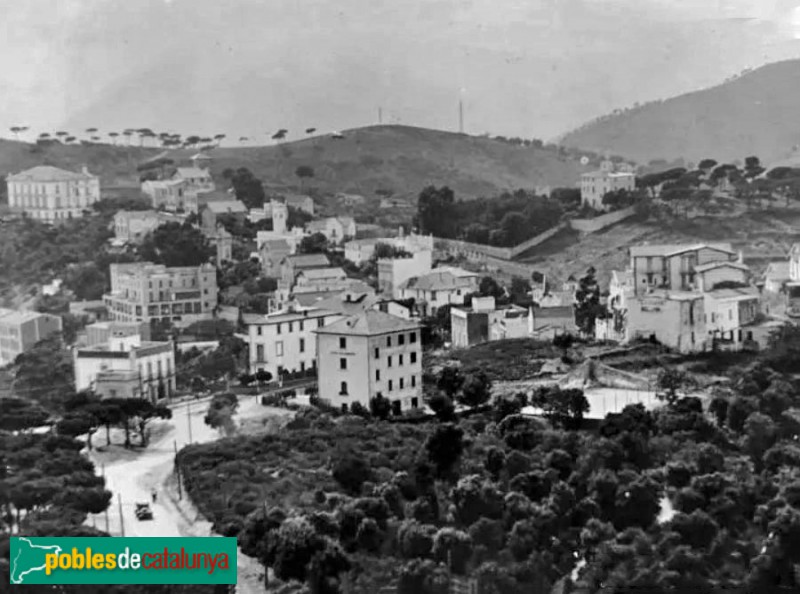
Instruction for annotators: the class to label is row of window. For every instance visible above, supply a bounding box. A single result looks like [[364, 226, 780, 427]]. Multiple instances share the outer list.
[[338, 331, 418, 353], [254, 337, 306, 361], [339, 350, 417, 371], [256, 317, 326, 336], [338, 375, 418, 396]]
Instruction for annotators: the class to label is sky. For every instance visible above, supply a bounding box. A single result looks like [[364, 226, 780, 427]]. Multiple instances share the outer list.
[[2, 0, 800, 145]]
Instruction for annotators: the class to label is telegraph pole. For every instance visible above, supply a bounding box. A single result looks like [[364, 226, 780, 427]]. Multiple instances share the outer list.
[[378, 107, 383, 125], [187, 400, 193, 445], [458, 100, 464, 134], [174, 440, 182, 500], [118, 494, 125, 537]]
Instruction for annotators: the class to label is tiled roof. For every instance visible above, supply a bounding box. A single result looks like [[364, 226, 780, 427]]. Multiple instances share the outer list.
[[174, 167, 211, 179], [312, 291, 380, 315], [315, 309, 420, 336], [694, 261, 749, 273], [766, 262, 791, 279], [286, 253, 330, 268], [707, 287, 759, 300], [261, 239, 292, 252], [8, 165, 95, 182], [531, 306, 574, 319], [400, 270, 476, 292], [296, 267, 346, 281], [629, 243, 734, 258], [205, 200, 247, 214]]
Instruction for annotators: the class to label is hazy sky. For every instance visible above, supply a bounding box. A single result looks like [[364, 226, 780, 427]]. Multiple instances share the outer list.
[[3, 0, 800, 144]]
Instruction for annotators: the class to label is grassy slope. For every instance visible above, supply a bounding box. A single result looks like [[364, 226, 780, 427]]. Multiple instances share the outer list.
[[0, 126, 588, 201], [520, 206, 800, 287], [559, 59, 800, 165], [0, 139, 159, 188]]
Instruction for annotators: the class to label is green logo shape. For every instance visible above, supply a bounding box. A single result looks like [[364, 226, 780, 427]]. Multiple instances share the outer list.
[[10, 537, 237, 585]]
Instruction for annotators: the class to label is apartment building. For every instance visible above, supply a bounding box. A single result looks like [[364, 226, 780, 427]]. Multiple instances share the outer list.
[[704, 287, 760, 349], [580, 170, 635, 210], [397, 266, 480, 316], [377, 250, 433, 298], [306, 216, 357, 244], [451, 297, 532, 348], [0, 309, 63, 366], [626, 290, 706, 353], [629, 243, 738, 296], [344, 231, 435, 265], [279, 253, 331, 285], [201, 200, 248, 231], [73, 333, 175, 401], [315, 310, 423, 415], [243, 303, 342, 379], [103, 262, 218, 326], [6, 165, 101, 223]]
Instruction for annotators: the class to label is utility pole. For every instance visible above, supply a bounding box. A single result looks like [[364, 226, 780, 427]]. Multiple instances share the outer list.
[[118, 493, 125, 537], [187, 400, 193, 445], [378, 107, 383, 125], [174, 440, 182, 500], [458, 100, 464, 134]]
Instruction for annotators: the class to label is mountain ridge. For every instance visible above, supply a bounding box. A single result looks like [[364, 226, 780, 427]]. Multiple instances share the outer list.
[[559, 59, 800, 165]]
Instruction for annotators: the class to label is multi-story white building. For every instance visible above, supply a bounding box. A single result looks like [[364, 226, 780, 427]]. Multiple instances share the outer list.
[[626, 290, 706, 353], [314, 310, 423, 415], [73, 333, 175, 401], [629, 243, 738, 296], [6, 165, 101, 223], [113, 210, 186, 244], [397, 266, 480, 316], [703, 287, 760, 349], [306, 216, 357, 244], [580, 170, 636, 210], [243, 303, 342, 379], [344, 231, 435, 265], [0, 309, 63, 366], [377, 251, 433, 298], [103, 262, 218, 326]]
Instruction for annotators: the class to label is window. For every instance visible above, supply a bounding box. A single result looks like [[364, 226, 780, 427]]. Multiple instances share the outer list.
[[387, 336, 392, 347], [257, 326, 262, 336], [340, 358, 347, 370], [400, 378, 404, 389], [376, 370, 380, 381], [410, 332, 417, 343], [431, 290, 437, 302], [399, 354, 404, 365], [411, 375, 416, 387], [299, 321, 304, 331], [299, 338, 305, 353], [277, 324, 282, 335], [398, 334, 405, 346], [340, 381, 348, 395], [339, 337, 347, 349], [276, 341, 284, 356], [374, 347, 380, 359], [411, 352, 417, 364], [388, 380, 393, 391], [318, 318, 325, 328], [387, 356, 392, 367], [288, 322, 293, 332]]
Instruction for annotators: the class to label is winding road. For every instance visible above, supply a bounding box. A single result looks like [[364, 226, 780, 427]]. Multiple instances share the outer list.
[[86, 395, 266, 592]]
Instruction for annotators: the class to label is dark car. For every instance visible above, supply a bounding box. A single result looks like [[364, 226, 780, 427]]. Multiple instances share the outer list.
[[135, 503, 153, 521]]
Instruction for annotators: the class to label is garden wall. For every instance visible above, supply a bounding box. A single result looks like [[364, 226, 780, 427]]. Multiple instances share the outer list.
[[569, 206, 636, 234]]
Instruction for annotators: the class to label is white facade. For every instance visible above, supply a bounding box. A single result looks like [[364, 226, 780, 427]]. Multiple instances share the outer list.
[[315, 310, 423, 414], [703, 289, 760, 349], [244, 304, 343, 378], [580, 171, 636, 210], [397, 267, 480, 316], [306, 217, 356, 243], [7, 166, 101, 223], [344, 232, 435, 265], [73, 334, 176, 401], [103, 262, 218, 326], [377, 251, 433, 298]]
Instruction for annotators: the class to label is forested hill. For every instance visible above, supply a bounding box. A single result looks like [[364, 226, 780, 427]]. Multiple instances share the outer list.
[[559, 59, 800, 165]]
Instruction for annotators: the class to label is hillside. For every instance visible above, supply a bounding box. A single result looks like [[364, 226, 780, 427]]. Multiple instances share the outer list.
[[559, 59, 800, 166], [0, 126, 588, 201], [520, 207, 800, 287], [0, 140, 159, 188]]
